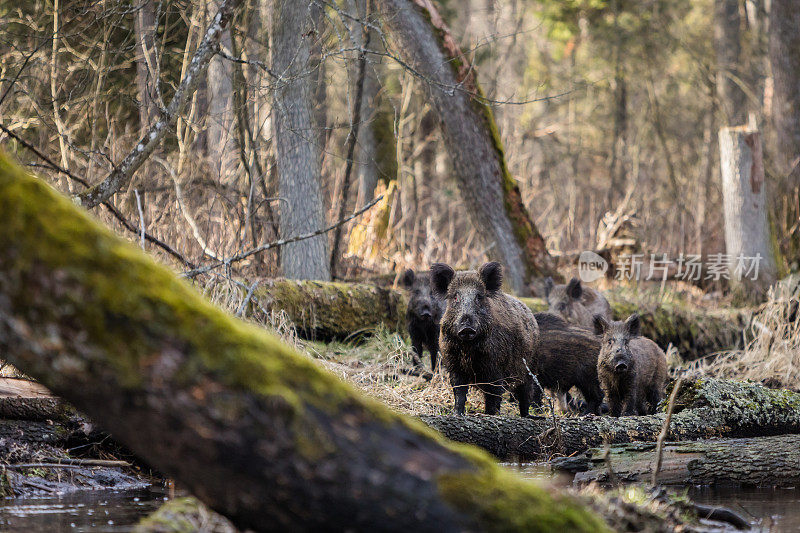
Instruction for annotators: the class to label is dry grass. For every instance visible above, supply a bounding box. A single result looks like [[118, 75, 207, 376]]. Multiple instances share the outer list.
[[689, 278, 800, 389]]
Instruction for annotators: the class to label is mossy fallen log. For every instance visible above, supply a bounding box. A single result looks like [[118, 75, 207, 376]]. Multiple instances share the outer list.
[[421, 378, 800, 461], [521, 298, 748, 359], [251, 278, 405, 340], [0, 154, 609, 531], [553, 434, 800, 487]]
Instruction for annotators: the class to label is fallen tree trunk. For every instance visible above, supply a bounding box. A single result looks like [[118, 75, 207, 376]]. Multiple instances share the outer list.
[[553, 434, 800, 487], [0, 154, 608, 531], [521, 298, 748, 359], [421, 378, 800, 460], [251, 278, 406, 340]]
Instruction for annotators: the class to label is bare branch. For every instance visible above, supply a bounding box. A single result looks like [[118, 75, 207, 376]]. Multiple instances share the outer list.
[[184, 195, 383, 278], [75, 0, 243, 209]]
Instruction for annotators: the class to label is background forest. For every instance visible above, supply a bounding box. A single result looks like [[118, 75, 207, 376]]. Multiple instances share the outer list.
[[2, 0, 797, 293]]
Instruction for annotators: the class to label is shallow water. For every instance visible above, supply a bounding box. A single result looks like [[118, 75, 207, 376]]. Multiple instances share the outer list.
[[505, 461, 800, 531], [1, 471, 798, 531], [0, 485, 171, 532]]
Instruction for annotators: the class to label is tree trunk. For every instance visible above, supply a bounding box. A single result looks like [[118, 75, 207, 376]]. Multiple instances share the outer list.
[[376, 0, 559, 294], [206, 0, 237, 179], [554, 434, 800, 488], [719, 127, 777, 299], [768, 0, 800, 262], [272, 0, 330, 281], [134, 0, 159, 132], [422, 378, 800, 461], [0, 153, 607, 532], [714, 0, 748, 125]]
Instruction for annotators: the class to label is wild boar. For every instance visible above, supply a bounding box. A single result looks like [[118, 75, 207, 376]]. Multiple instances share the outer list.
[[594, 313, 668, 416], [401, 269, 444, 372], [534, 312, 603, 414], [433, 262, 540, 417], [545, 277, 612, 330]]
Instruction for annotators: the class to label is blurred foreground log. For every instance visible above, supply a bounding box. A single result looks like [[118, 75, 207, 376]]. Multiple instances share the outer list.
[[421, 378, 800, 461], [0, 154, 607, 531], [553, 434, 800, 487]]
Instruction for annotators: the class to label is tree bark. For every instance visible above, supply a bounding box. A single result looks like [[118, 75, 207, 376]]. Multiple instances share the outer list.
[[714, 0, 748, 125], [206, 0, 237, 178], [0, 153, 607, 532], [421, 378, 800, 461], [134, 0, 159, 132], [554, 434, 800, 488], [719, 126, 777, 299], [376, 0, 559, 293], [272, 0, 330, 281], [768, 0, 800, 261]]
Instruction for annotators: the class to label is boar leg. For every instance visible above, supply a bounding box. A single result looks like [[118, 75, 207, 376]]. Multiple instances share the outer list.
[[482, 385, 504, 415], [607, 396, 623, 417], [451, 375, 469, 415], [410, 339, 424, 368], [514, 382, 535, 417], [621, 393, 639, 416], [646, 386, 663, 413], [426, 340, 439, 373]]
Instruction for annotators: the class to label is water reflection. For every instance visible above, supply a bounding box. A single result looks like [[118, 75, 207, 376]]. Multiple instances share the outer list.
[[0, 485, 170, 532]]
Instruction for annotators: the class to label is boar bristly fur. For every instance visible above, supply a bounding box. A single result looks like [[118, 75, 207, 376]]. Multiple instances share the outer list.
[[433, 262, 540, 417], [595, 313, 668, 416], [545, 277, 612, 330], [534, 312, 603, 414], [401, 269, 444, 372]]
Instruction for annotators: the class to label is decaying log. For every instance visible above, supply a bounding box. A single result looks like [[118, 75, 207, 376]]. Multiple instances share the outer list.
[[0, 154, 608, 532], [421, 378, 800, 461], [553, 434, 800, 487], [521, 297, 748, 359], [251, 278, 406, 340]]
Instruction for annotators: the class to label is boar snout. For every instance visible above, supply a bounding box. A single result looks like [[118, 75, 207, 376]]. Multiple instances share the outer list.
[[614, 360, 629, 373], [456, 315, 478, 340]]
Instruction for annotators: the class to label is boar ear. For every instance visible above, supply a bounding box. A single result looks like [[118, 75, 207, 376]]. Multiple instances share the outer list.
[[625, 313, 641, 337], [544, 277, 554, 297], [566, 278, 583, 300], [479, 262, 503, 292], [401, 269, 415, 288], [593, 315, 609, 336], [430, 263, 455, 295]]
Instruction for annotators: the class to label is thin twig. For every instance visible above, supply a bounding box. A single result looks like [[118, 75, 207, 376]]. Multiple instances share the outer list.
[[652, 376, 684, 486], [134, 189, 145, 249], [603, 438, 619, 487], [236, 279, 262, 318], [183, 195, 382, 278]]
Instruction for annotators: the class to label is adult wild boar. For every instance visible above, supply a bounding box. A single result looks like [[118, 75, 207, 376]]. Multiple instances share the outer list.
[[401, 269, 444, 372], [534, 312, 603, 414], [545, 277, 612, 330], [432, 262, 540, 417], [594, 313, 667, 416]]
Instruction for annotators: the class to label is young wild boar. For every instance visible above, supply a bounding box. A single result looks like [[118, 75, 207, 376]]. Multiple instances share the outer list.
[[594, 314, 668, 416], [432, 262, 540, 417], [545, 277, 612, 330], [401, 269, 444, 372], [534, 312, 603, 414]]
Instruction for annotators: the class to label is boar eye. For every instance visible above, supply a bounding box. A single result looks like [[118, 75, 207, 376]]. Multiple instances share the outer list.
[[453, 293, 459, 302], [607, 339, 613, 345]]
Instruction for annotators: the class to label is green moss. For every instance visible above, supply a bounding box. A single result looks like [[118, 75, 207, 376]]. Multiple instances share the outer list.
[[437, 466, 610, 533], [134, 497, 234, 533], [670, 377, 800, 413]]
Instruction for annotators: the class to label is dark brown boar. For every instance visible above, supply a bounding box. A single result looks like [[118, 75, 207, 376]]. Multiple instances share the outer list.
[[594, 313, 668, 416], [401, 269, 444, 372], [545, 277, 612, 330], [534, 312, 603, 414], [432, 262, 540, 417]]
